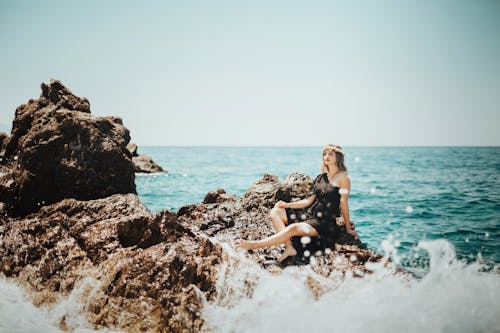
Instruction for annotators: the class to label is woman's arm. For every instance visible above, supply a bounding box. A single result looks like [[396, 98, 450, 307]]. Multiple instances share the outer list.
[[338, 174, 359, 238], [277, 194, 316, 209]]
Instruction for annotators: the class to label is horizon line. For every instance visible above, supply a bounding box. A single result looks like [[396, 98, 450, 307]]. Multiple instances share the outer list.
[[136, 144, 500, 148]]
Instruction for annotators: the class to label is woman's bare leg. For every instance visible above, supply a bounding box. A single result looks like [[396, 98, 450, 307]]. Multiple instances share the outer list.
[[270, 206, 297, 261], [240, 223, 318, 254]]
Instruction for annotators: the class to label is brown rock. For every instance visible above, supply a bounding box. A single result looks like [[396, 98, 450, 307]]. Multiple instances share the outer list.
[[0, 171, 391, 332], [0, 131, 7, 153], [132, 154, 166, 173], [126, 143, 138, 157], [0, 194, 223, 333], [0, 81, 393, 333], [178, 172, 386, 278], [203, 188, 236, 204], [240, 173, 280, 211], [0, 79, 136, 216], [126, 142, 166, 173], [3, 79, 90, 160]]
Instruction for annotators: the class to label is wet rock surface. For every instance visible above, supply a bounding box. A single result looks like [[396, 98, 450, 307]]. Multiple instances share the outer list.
[[0, 80, 389, 333], [126, 143, 166, 173]]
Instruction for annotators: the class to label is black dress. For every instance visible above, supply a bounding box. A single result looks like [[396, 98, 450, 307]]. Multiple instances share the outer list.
[[285, 173, 342, 252]]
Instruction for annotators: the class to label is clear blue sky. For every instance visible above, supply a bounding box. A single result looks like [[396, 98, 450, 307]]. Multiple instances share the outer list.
[[1, 0, 499, 146]]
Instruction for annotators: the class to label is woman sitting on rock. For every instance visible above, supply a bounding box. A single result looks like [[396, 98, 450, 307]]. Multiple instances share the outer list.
[[240, 144, 359, 263]]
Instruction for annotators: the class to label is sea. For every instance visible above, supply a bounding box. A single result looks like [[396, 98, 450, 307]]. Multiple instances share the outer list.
[[1, 146, 499, 332]]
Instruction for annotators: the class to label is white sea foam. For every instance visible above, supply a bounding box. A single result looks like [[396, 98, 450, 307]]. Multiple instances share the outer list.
[[1, 239, 499, 333], [0, 277, 123, 333], [203, 239, 500, 333]]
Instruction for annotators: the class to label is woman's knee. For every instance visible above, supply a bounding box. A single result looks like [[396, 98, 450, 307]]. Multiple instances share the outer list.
[[270, 206, 284, 217], [287, 223, 300, 234], [288, 223, 316, 236], [273, 202, 280, 208]]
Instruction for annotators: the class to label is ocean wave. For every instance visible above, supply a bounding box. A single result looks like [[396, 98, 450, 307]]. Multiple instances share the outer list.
[[1, 238, 499, 333], [203, 239, 500, 333], [0, 277, 123, 333]]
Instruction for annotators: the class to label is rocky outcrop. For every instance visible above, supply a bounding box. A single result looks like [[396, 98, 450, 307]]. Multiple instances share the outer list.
[[0, 79, 136, 217], [0, 131, 7, 152], [177, 173, 384, 277], [126, 143, 166, 173], [0, 80, 389, 333], [0, 80, 221, 332], [0, 172, 387, 332], [0, 194, 222, 332]]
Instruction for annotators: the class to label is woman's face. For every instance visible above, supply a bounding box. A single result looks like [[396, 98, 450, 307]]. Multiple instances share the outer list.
[[323, 149, 337, 167]]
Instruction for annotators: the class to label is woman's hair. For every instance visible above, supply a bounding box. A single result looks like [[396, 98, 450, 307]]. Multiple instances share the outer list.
[[320, 144, 347, 173]]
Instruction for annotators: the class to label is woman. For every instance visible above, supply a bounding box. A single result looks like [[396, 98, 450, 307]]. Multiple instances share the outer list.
[[240, 144, 359, 263]]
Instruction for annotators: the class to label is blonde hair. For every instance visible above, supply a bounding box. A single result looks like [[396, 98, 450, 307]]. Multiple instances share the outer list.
[[320, 144, 347, 173]]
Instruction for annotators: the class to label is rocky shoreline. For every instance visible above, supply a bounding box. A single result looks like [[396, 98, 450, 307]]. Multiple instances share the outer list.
[[126, 142, 166, 174], [0, 81, 390, 332]]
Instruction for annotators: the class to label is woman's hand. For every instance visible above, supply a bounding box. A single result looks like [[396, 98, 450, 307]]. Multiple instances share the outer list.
[[276, 200, 289, 208], [346, 229, 359, 239]]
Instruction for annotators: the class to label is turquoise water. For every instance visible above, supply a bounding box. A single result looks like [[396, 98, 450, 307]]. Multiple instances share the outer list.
[[1, 146, 499, 333], [136, 146, 500, 268]]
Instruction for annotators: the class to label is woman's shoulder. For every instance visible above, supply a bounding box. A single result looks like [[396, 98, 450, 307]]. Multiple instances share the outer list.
[[338, 171, 350, 184]]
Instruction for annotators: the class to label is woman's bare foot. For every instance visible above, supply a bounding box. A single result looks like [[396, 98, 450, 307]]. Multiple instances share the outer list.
[[277, 247, 297, 263], [240, 239, 253, 250]]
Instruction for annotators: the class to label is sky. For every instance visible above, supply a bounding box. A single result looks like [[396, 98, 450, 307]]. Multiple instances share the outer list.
[[0, 0, 499, 146]]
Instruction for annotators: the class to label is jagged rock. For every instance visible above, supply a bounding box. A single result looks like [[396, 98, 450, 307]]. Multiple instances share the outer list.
[[0, 131, 7, 154], [240, 173, 280, 211], [126, 143, 138, 157], [0, 81, 390, 333], [177, 173, 385, 279], [126, 142, 166, 173], [203, 188, 225, 204], [132, 154, 165, 173], [0, 79, 136, 217], [203, 188, 237, 204], [0, 175, 389, 332], [3, 80, 90, 160], [0, 194, 222, 333], [278, 172, 315, 200], [0, 131, 9, 175]]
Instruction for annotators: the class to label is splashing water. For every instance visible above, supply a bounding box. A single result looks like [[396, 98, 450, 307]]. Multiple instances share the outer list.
[[0, 277, 123, 333], [203, 239, 500, 333], [1, 239, 499, 332]]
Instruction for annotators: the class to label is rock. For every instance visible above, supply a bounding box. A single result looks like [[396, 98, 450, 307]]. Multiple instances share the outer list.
[[203, 188, 225, 204], [126, 142, 166, 173], [177, 173, 386, 281], [132, 154, 165, 173], [0, 131, 7, 153], [0, 80, 392, 333], [240, 173, 280, 211], [203, 188, 236, 204], [0, 194, 222, 333], [3, 79, 90, 160], [0, 79, 136, 217], [126, 143, 138, 157], [0, 174, 389, 332], [1, 131, 9, 174]]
